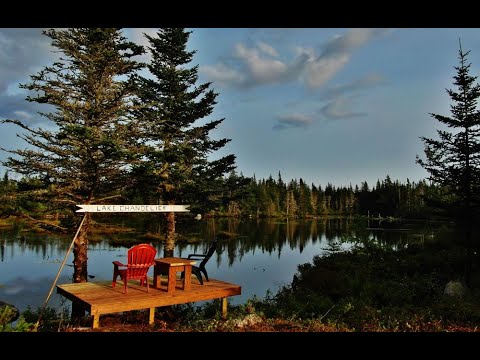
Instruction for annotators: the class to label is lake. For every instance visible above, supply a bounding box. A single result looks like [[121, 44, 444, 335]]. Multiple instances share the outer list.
[[0, 216, 451, 314]]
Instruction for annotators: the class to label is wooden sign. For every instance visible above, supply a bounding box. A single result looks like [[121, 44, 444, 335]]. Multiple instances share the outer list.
[[76, 204, 190, 213]]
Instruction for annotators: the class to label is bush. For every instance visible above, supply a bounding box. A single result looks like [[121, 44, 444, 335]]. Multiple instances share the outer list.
[[247, 237, 480, 331], [22, 306, 70, 332], [0, 305, 37, 332]]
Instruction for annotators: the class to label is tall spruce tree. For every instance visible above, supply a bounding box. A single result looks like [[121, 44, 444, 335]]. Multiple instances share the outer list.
[[132, 28, 236, 256], [0, 28, 144, 286], [416, 41, 480, 286]]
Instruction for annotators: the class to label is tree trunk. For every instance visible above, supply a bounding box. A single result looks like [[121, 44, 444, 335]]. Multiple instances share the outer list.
[[71, 213, 90, 320], [164, 211, 175, 257]]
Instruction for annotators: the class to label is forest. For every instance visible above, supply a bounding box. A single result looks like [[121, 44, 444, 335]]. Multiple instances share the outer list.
[[0, 170, 438, 221]]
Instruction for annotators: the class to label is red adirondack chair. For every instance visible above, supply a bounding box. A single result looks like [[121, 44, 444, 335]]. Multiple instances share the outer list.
[[112, 243, 157, 294]]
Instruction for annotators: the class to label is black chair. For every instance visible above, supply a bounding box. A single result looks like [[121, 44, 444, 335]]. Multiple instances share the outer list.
[[183, 240, 217, 285]]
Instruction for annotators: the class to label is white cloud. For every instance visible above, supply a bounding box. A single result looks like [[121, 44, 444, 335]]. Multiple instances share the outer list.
[[126, 28, 158, 49], [322, 29, 382, 56], [305, 53, 350, 88], [201, 42, 289, 88], [234, 43, 287, 84], [293, 46, 315, 59], [124, 28, 158, 63], [13, 110, 33, 121], [257, 41, 278, 57], [305, 29, 388, 89], [203, 29, 390, 90], [201, 63, 245, 86]]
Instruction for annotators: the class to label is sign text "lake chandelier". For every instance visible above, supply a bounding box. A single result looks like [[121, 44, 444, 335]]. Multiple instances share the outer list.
[[75, 204, 190, 213]]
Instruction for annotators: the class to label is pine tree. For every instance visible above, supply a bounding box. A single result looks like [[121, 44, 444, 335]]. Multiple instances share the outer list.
[[416, 40, 480, 286], [0, 28, 144, 285], [222, 170, 250, 216], [298, 178, 312, 216], [286, 182, 298, 218], [131, 28, 236, 256], [0, 171, 17, 217]]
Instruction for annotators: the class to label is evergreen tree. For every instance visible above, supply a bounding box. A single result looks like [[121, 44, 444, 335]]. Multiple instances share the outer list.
[[310, 183, 318, 216], [0, 171, 17, 217], [416, 41, 480, 286], [131, 28, 236, 256], [286, 181, 298, 218], [0, 28, 143, 286], [277, 171, 287, 214], [298, 178, 312, 216]]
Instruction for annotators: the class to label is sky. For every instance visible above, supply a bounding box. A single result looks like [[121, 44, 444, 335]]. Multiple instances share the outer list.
[[1, 28, 480, 189]]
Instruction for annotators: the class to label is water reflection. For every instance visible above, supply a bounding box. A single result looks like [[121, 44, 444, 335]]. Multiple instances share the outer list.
[[0, 217, 450, 313]]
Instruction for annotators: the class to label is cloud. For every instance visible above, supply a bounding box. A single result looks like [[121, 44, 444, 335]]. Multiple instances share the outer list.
[[325, 73, 386, 99], [273, 113, 314, 130], [201, 42, 291, 88], [304, 53, 350, 89], [317, 73, 387, 120], [0, 94, 48, 125], [0, 29, 53, 94], [125, 28, 158, 49], [304, 29, 388, 89], [201, 63, 245, 87], [13, 110, 34, 121], [257, 41, 279, 57], [0, 29, 64, 127], [0, 28, 140, 126], [322, 29, 386, 57], [234, 43, 289, 85], [320, 96, 367, 120], [201, 42, 292, 88], [202, 29, 389, 90], [124, 28, 158, 63]]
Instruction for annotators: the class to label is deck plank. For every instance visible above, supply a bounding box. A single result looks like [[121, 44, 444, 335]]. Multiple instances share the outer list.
[[57, 277, 241, 328]]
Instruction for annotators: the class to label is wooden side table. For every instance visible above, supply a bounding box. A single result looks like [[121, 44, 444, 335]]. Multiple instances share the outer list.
[[153, 257, 197, 293]]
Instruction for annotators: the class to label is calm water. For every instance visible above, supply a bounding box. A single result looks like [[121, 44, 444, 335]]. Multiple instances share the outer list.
[[0, 217, 450, 313]]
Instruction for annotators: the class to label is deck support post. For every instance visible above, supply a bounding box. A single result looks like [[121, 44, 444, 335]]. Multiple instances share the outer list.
[[221, 297, 228, 319], [149, 307, 155, 325], [92, 314, 100, 329]]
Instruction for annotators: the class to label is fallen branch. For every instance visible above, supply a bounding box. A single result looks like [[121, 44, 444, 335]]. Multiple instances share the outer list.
[[320, 304, 335, 321], [20, 214, 68, 233]]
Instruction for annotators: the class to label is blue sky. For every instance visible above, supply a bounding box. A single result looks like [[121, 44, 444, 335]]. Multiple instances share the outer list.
[[2, 28, 480, 188]]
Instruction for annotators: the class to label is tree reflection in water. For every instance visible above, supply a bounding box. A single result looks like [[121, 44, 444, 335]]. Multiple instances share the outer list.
[[0, 216, 450, 312]]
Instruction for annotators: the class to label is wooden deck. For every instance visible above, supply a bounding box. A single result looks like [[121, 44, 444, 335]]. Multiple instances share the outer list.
[[57, 277, 241, 329]]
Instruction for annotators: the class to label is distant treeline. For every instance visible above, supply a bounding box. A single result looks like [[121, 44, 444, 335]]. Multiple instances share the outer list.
[[217, 172, 438, 220], [0, 171, 439, 221]]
